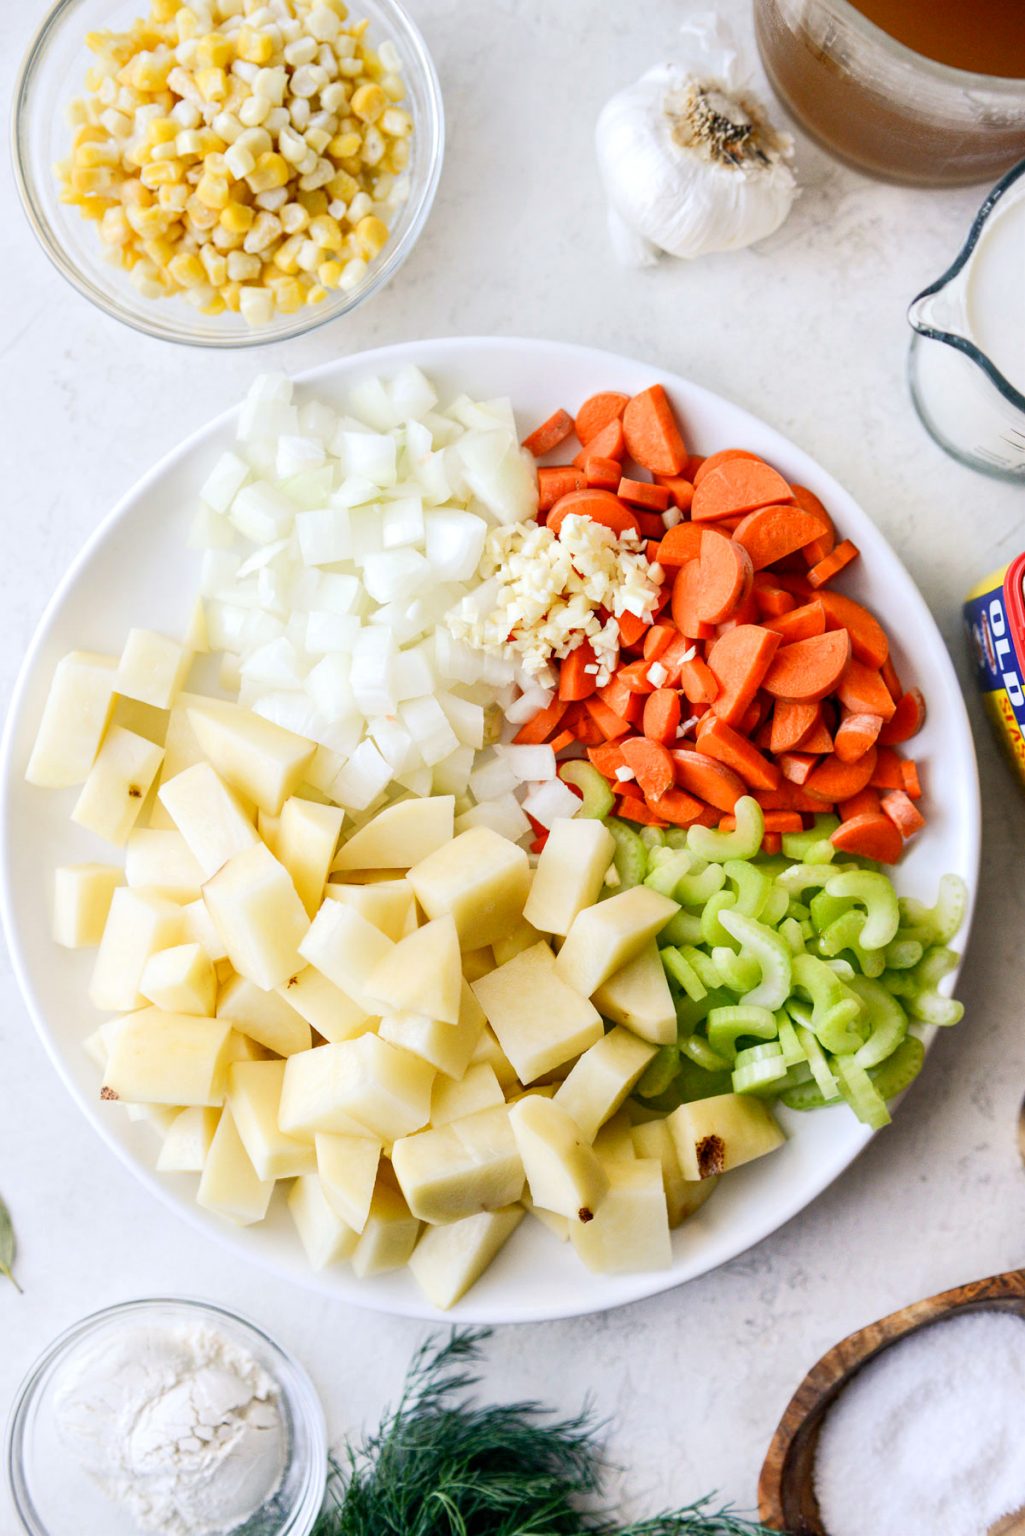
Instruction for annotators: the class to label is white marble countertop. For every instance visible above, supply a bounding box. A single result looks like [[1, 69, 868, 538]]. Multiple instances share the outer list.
[[2, 0, 1024, 1523]]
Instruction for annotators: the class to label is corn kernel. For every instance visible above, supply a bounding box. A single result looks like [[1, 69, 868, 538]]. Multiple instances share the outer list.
[[196, 66, 228, 102], [220, 199, 254, 232], [140, 159, 182, 188], [317, 258, 344, 287], [380, 106, 412, 137], [142, 235, 177, 267], [236, 25, 275, 64], [354, 213, 388, 258], [246, 150, 290, 191], [272, 232, 304, 273], [152, 0, 178, 19], [350, 82, 386, 123], [196, 171, 230, 208], [271, 276, 305, 312], [129, 53, 172, 92], [76, 140, 120, 168], [71, 166, 112, 195], [329, 130, 361, 159], [197, 32, 234, 69], [308, 213, 343, 249]]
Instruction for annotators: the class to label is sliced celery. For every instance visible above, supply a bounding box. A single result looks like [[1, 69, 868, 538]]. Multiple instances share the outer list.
[[680, 1035, 732, 1073], [826, 870, 900, 950], [659, 908, 703, 947], [676, 860, 727, 906], [898, 873, 967, 946], [604, 817, 647, 890], [706, 1003, 778, 1061], [781, 815, 840, 862], [794, 1023, 840, 1100], [786, 900, 811, 922], [834, 1054, 891, 1130], [734, 1042, 784, 1069], [661, 946, 707, 1002], [665, 828, 690, 850], [688, 796, 764, 862], [776, 1012, 805, 1068], [779, 917, 806, 956], [644, 850, 692, 899], [733, 1054, 790, 1095], [712, 946, 761, 994], [848, 975, 909, 1070], [680, 946, 724, 993], [906, 946, 964, 1026], [870, 1035, 925, 1100], [780, 1078, 837, 1111], [760, 885, 790, 927], [719, 908, 793, 1011], [885, 938, 924, 971], [723, 858, 772, 919], [791, 952, 865, 1054], [809, 891, 855, 933], [636, 1045, 681, 1098], [777, 862, 848, 897], [639, 824, 666, 850], [560, 760, 615, 819], [701, 889, 738, 948], [823, 957, 857, 981], [817, 909, 886, 978]]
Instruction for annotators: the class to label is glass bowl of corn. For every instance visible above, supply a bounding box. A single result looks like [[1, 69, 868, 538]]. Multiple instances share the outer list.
[[13, 0, 443, 347]]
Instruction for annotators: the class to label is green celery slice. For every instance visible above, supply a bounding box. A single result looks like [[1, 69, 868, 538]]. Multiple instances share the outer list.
[[794, 1022, 840, 1100], [733, 1054, 789, 1095], [701, 889, 738, 948], [719, 908, 794, 1011], [659, 908, 703, 947], [834, 1054, 891, 1129], [760, 885, 790, 927], [712, 946, 761, 994], [559, 761, 615, 819], [826, 870, 900, 950], [706, 1003, 778, 1062], [661, 946, 706, 1002], [676, 861, 727, 906], [848, 975, 909, 1070], [688, 795, 764, 861], [604, 817, 647, 890], [680, 1035, 733, 1073], [723, 859, 772, 919], [782, 816, 840, 862], [644, 850, 692, 899], [636, 1045, 681, 1098], [870, 1035, 925, 1099], [791, 952, 866, 1054]]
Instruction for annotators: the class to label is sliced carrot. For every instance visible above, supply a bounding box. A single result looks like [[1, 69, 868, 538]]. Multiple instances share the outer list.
[[617, 610, 650, 650], [902, 760, 923, 799], [572, 417, 625, 470], [575, 391, 630, 445], [831, 813, 903, 864], [588, 741, 628, 778], [620, 737, 676, 800], [640, 624, 673, 663], [731, 504, 825, 571], [658, 521, 711, 567], [523, 409, 575, 457], [616, 796, 667, 829], [815, 591, 889, 669], [558, 641, 598, 702], [636, 510, 668, 541], [599, 675, 645, 722], [770, 699, 819, 754], [804, 748, 879, 803], [799, 707, 835, 754], [762, 833, 783, 854], [779, 752, 816, 786], [789, 484, 836, 564], [881, 654, 904, 702], [693, 449, 762, 487], [671, 749, 745, 812], [706, 625, 781, 727], [647, 786, 704, 826], [878, 688, 926, 745], [547, 489, 640, 540], [691, 459, 794, 523], [881, 789, 926, 839], [642, 689, 681, 745], [757, 783, 825, 813], [839, 787, 882, 820], [683, 454, 705, 481], [654, 475, 695, 513], [693, 530, 753, 626], [513, 698, 567, 745], [762, 629, 851, 703], [763, 600, 827, 645], [571, 711, 603, 747], [672, 560, 716, 641], [548, 728, 576, 755], [837, 658, 897, 722], [719, 810, 803, 834], [753, 581, 798, 618], [618, 477, 671, 512], [622, 385, 687, 476], [617, 659, 657, 694], [617, 778, 644, 800], [738, 694, 767, 736], [871, 747, 906, 791], [834, 712, 884, 763], [584, 455, 622, 491], [807, 538, 859, 588], [538, 465, 585, 512], [584, 699, 631, 742], [678, 655, 718, 704], [658, 633, 697, 686], [696, 716, 781, 790]]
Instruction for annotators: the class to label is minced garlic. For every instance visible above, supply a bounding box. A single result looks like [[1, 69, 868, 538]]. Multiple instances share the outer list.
[[446, 513, 663, 686]]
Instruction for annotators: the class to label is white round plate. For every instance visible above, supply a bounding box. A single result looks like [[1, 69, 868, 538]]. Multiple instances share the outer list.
[[0, 337, 980, 1322]]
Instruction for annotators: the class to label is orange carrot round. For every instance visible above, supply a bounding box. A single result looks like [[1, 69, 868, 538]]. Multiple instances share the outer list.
[[696, 715, 781, 790], [573, 417, 626, 470], [618, 477, 671, 512], [671, 748, 745, 811], [691, 459, 794, 523], [878, 688, 926, 744], [653, 475, 695, 513], [880, 788, 926, 839], [620, 735, 675, 800], [769, 699, 819, 753], [834, 711, 884, 763], [706, 624, 781, 726], [671, 560, 716, 640], [790, 484, 836, 564], [763, 600, 827, 645], [807, 538, 859, 588], [538, 465, 585, 512], [837, 658, 898, 721], [575, 391, 630, 445], [547, 489, 640, 539], [658, 521, 710, 567], [693, 448, 762, 487], [805, 747, 879, 802], [815, 591, 889, 669], [584, 455, 622, 491], [558, 640, 598, 702], [696, 531, 754, 625], [831, 812, 903, 864], [732, 504, 825, 571], [622, 385, 687, 476], [522, 408, 575, 458], [643, 688, 681, 744], [762, 629, 852, 703]]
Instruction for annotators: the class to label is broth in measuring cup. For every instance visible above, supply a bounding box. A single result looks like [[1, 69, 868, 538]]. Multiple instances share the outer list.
[[850, 0, 1025, 78]]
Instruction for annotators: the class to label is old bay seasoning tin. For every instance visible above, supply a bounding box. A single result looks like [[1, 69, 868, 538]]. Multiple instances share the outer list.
[[964, 552, 1025, 786]]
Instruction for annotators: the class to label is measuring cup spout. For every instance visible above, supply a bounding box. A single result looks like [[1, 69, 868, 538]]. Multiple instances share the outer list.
[[907, 282, 962, 342]]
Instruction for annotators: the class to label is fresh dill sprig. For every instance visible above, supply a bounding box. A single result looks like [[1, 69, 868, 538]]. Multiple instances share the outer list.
[[312, 1329, 783, 1535]]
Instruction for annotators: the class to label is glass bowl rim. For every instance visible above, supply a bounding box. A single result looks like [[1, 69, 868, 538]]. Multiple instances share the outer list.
[[5, 1294, 328, 1536], [9, 0, 444, 349]]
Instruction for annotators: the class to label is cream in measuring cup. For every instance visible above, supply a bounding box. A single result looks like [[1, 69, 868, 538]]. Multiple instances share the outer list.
[[908, 157, 1025, 480]]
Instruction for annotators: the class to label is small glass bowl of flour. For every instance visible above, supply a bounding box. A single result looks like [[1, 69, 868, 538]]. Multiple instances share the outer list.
[[6, 1298, 327, 1536]]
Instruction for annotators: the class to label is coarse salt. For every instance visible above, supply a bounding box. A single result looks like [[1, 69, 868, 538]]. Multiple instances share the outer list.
[[815, 1311, 1025, 1536]]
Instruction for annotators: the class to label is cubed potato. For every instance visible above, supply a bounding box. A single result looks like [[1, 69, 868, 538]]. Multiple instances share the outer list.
[[431, 1061, 505, 1127], [630, 1118, 719, 1228], [197, 1106, 274, 1226], [257, 808, 280, 856], [123, 1102, 181, 1134], [592, 940, 677, 1045], [297, 900, 393, 1013], [332, 796, 454, 871], [117, 628, 191, 710], [315, 1132, 381, 1232], [279, 1035, 434, 1142], [490, 917, 543, 967], [669, 1093, 785, 1180], [53, 864, 123, 948], [157, 1105, 221, 1172], [149, 692, 218, 828], [462, 947, 495, 982], [525, 1196, 570, 1243], [26, 651, 117, 788], [323, 879, 416, 941], [350, 1175, 420, 1278], [470, 1026, 521, 1090], [185, 596, 208, 654], [274, 966, 373, 1046], [508, 1095, 608, 1222], [288, 1174, 358, 1269], [228, 1059, 317, 1180], [391, 1105, 523, 1224], [407, 827, 530, 950], [555, 886, 678, 998], [71, 727, 165, 846], [90, 887, 183, 1012], [379, 988, 483, 1080], [217, 972, 311, 1056], [141, 942, 216, 1016], [203, 842, 310, 992], [125, 828, 205, 902], [182, 897, 229, 962], [224, 1029, 272, 1063], [523, 818, 616, 936], [569, 1159, 671, 1274], [472, 942, 603, 1085], [83, 1014, 131, 1070], [108, 693, 169, 747], [159, 761, 258, 880], [188, 702, 316, 815], [553, 1027, 657, 1141], [592, 1108, 637, 1165], [364, 914, 462, 1025], [276, 798, 345, 916], [102, 1008, 234, 1106], [408, 1205, 524, 1310]]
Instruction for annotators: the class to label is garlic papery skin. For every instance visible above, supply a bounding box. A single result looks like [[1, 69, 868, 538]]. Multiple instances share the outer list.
[[596, 60, 797, 267]]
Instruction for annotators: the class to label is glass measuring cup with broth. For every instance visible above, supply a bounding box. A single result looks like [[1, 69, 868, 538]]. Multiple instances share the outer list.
[[908, 159, 1025, 480], [754, 0, 1025, 185]]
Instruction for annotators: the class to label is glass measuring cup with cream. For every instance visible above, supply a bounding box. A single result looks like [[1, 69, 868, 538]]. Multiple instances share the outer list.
[[908, 158, 1025, 479]]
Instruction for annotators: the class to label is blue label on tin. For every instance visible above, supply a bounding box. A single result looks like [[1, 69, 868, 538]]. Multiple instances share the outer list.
[[964, 584, 1025, 735]]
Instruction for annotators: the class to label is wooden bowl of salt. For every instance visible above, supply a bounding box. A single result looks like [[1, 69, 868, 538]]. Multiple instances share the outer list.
[[757, 1268, 1025, 1534]]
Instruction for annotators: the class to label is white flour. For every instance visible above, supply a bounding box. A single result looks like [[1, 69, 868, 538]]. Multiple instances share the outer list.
[[54, 1321, 287, 1536]]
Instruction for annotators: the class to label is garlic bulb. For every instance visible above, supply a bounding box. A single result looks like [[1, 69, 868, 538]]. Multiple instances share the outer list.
[[596, 15, 796, 267]]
